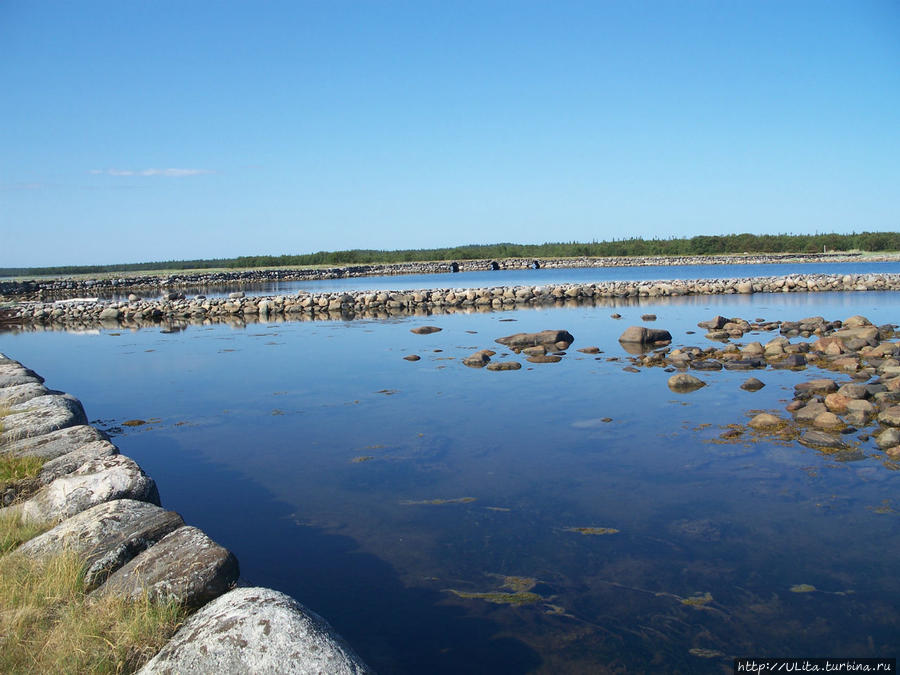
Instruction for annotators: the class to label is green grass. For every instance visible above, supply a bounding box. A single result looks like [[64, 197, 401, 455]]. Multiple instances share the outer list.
[[0, 514, 187, 673], [0, 454, 44, 486], [0, 511, 51, 555]]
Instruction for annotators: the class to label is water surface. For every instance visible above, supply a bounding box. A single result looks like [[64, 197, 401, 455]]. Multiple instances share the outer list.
[[2, 290, 899, 673]]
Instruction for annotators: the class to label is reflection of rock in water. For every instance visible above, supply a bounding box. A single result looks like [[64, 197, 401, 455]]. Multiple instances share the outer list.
[[668, 519, 722, 542]]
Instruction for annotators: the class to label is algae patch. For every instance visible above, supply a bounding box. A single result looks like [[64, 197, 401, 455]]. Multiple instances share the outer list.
[[445, 589, 542, 606], [499, 576, 537, 593], [790, 584, 817, 593], [401, 497, 477, 506], [565, 527, 619, 536]]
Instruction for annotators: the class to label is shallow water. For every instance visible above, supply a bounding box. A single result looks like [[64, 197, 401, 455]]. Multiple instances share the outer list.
[[3, 290, 899, 673], [86, 259, 900, 300]]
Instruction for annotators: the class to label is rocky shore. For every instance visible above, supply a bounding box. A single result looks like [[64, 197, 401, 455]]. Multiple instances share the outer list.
[[1, 252, 890, 301], [0, 354, 372, 673], [2, 272, 899, 332]]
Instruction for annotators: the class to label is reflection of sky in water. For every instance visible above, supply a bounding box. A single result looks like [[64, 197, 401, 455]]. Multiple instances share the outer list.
[[2, 291, 900, 673], [88, 260, 900, 299]]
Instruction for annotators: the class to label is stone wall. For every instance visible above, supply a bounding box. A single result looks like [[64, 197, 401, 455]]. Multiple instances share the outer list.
[[2, 272, 899, 332], [0, 252, 886, 301], [0, 354, 372, 674]]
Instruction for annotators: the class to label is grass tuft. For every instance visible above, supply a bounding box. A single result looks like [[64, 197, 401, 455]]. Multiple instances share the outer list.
[[0, 454, 44, 485], [0, 511, 51, 555], [0, 542, 187, 673]]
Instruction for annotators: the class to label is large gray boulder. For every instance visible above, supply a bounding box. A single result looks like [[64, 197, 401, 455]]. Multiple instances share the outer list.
[[3, 424, 108, 459], [495, 330, 574, 349], [0, 382, 50, 406], [138, 587, 372, 675], [95, 526, 239, 610], [2, 454, 160, 524], [0, 361, 45, 388], [37, 440, 119, 485], [0, 394, 88, 443], [618, 326, 672, 345], [17, 499, 184, 589]]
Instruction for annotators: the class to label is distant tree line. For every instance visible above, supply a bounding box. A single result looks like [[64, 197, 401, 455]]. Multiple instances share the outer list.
[[3, 231, 898, 277]]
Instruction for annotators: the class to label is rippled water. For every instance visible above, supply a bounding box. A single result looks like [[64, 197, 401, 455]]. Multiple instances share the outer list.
[[3, 290, 899, 673]]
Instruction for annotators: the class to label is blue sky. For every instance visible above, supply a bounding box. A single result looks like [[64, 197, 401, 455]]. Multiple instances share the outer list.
[[2, 1, 898, 267]]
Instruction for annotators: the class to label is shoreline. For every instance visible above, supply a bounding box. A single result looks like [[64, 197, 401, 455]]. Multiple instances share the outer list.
[[2, 271, 900, 332], [3, 252, 899, 301], [0, 354, 372, 673]]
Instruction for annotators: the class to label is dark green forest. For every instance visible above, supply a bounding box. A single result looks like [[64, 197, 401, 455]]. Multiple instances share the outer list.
[[3, 232, 898, 277]]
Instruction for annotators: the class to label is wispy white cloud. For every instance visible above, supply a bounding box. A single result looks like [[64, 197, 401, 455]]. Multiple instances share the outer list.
[[89, 168, 216, 177]]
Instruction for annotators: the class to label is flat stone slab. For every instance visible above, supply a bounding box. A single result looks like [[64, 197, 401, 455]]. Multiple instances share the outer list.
[[2, 454, 160, 524], [486, 361, 522, 371], [96, 526, 239, 610], [794, 379, 838, 395], [0, 382, 50, 407], [496, 330, 574, 349], [0, 394, 88, 443], [2, 424, 108, 460], [17, 499, 184, 589], [138, 587, 372, 675], [798, 430, 849, 450]]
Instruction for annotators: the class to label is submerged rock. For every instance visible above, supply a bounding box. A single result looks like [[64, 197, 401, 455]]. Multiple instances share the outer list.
[[526, 354, 562, 364], [748, 413, 783, 429], [410, 325, 442, 334], [486, 361, 522, 371], [798, 430, 849, 450], [138, 587, 372, 675]]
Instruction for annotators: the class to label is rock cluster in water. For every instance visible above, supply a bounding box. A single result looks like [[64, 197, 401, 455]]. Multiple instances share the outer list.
[[4, 272, 899, 331], [0, 353, 371, 673], [622, 315, 900, 461]]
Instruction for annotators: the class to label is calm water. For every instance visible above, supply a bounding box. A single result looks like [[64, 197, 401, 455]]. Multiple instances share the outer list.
[[3, 290, 899, 673], [83, 259, 900, 299]]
